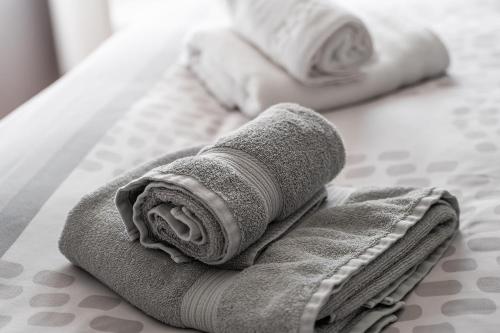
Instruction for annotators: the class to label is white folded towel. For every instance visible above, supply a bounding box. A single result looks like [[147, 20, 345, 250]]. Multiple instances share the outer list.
[[186, 14, 449, 117], [225, 0, 373, 85]]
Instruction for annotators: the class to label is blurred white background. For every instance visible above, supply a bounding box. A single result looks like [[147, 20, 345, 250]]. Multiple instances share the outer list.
[[0, 0, 209, 118]]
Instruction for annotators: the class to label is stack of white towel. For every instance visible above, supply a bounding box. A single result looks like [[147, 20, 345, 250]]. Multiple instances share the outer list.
[[185, 0, 450, 117]]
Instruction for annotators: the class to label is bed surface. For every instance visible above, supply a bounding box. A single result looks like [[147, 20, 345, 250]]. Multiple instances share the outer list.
[[1, 0, 499, 332]]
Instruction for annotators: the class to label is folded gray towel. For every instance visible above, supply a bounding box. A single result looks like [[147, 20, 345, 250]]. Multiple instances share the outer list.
[[115, 103, 345, 267], [60, 147, 459, 333]]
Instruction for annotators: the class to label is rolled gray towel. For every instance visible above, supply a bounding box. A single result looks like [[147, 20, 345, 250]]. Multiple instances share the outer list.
[[59, 146, 459, 333], [115, 103, 345, 266]]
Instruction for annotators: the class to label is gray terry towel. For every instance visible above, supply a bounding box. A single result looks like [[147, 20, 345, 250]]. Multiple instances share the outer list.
[[60, 146, 459, 333], [115, 103, 345, 267]]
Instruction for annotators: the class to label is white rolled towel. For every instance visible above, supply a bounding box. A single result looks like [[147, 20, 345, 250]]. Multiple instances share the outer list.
[[225, 0, 373, 85], [185, 13, 450, 117]]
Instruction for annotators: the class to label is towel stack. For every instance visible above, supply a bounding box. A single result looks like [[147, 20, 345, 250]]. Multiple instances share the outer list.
[[60, 103, 459, 333], [186, 0, 450, 116]]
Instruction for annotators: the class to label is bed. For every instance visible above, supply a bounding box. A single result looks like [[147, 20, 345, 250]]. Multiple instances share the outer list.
[[1, 0, 499, 332]]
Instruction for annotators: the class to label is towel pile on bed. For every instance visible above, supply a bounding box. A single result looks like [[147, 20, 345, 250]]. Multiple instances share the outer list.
[[60, 103, 459, 333], [185, 0, 450, 117]]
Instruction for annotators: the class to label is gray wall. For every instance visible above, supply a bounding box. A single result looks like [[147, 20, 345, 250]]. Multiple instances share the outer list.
[[0, 0, 59, 118]]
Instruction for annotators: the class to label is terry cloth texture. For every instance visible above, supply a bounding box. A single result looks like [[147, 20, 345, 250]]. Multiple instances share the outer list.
[[225, 0, 373, 85], [185, 12, 449, 117], [115, 103, 345, 267], [60, 145, 459, 333]]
